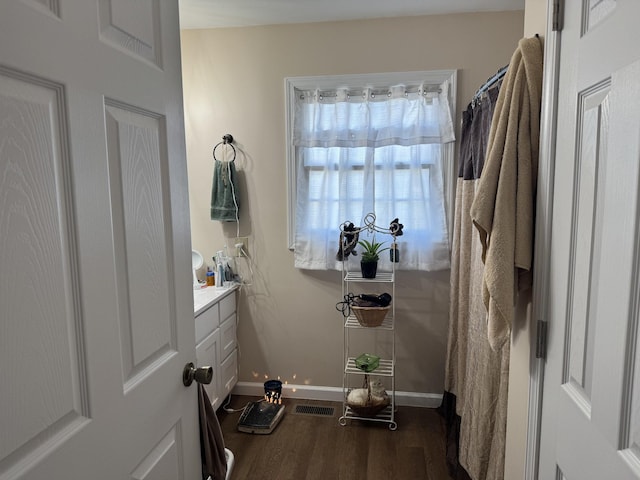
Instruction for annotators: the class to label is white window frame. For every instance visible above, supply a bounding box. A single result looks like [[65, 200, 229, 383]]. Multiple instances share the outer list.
[[284, 70, 457, 250]]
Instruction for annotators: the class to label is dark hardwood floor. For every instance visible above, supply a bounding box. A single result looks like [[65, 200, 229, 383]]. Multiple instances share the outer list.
[[217, 396, 452, 480]]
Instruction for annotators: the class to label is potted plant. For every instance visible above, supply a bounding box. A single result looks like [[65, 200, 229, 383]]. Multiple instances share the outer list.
[[357, 238, 388, 278]]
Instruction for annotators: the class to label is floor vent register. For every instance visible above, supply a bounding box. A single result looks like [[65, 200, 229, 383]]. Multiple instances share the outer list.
[[292, 404, 336, 417]]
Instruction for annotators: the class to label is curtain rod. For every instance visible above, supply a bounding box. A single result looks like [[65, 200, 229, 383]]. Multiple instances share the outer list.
[[299, 85, 442, 100]]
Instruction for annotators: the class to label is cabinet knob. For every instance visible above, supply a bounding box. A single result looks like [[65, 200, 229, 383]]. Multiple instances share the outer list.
[[182, 362, 213, 386]]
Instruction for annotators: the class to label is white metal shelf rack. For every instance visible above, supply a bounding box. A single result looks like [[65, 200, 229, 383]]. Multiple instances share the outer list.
[[339, 264, 397, 430]]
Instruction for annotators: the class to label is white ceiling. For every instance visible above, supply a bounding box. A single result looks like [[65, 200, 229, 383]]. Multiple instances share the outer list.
[[178, 0, 525, 30]]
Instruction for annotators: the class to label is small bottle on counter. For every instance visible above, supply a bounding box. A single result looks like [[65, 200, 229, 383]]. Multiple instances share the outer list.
[[206, 268, 214, 287], [216, 262, 224, 287]]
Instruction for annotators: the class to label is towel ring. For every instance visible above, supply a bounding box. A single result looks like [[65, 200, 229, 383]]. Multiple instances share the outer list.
[[212, 134, 236, 162]]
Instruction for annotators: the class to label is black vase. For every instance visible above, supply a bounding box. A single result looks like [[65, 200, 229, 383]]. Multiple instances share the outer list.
[[360, 261, 378, 279]]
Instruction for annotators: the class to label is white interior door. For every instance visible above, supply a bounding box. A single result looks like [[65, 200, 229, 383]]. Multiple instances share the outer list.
[[0, 1, 201, 479], [539, 1, 640, 478]]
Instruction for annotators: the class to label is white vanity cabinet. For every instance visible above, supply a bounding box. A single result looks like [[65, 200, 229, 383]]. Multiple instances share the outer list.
[[194, 287, 238, 410]]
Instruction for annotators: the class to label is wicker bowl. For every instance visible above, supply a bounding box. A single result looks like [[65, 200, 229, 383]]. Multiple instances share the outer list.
[[351, 305, 390, 327], [347, 396, 390, 417]]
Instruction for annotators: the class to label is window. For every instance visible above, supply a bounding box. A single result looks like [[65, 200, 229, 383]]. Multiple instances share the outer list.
[[285, 71, 456, 271]]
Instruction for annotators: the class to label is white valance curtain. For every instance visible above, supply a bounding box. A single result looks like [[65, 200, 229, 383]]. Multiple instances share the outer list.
[[293, 79, 455, 271]]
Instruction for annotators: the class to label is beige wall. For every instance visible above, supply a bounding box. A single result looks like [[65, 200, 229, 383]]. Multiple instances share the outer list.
[[180, 11, 524, 396], [524, 0, 548, 37]]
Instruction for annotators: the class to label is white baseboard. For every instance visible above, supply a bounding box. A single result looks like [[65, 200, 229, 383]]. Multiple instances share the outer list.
[[232, 382, 442, 408]]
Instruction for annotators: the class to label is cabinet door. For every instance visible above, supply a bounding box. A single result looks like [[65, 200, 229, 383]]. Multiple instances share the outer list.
[[219, 292, 236, 322], [196, 328, 221, 409], [195, 303, 220, 344], [220, 349, 238, 400], [220, 314, 238, 361]]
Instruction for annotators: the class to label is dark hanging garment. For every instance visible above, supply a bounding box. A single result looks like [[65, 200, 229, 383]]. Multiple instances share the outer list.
[[198, 384, 227, 480], [442, 35, 544, 480], [441, 77, 508, 480]]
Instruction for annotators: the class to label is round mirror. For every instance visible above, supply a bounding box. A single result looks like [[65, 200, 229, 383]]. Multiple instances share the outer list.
[[192, 250, 204, 270], [192, 250, 204, 287]]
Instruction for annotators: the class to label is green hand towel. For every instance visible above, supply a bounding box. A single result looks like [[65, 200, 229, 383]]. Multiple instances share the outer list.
[[210, 160, 240, 222]]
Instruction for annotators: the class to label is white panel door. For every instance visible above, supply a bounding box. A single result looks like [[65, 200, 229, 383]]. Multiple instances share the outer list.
[[539, 1, 640, 478], [0, 1, 200, 479]]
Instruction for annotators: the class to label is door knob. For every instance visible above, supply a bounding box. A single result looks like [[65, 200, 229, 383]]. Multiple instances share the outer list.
[[183, 362, 213, 386]]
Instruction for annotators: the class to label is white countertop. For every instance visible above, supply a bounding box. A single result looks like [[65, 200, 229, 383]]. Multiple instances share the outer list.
[[193, 284, 238, 316]]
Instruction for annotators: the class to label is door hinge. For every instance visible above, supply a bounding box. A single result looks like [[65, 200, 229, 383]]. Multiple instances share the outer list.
[[553, 0, 564, 32], [536, 320, 548, 359]]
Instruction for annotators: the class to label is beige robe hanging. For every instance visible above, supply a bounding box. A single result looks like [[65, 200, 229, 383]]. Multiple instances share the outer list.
[[470, 36, 544, 351]]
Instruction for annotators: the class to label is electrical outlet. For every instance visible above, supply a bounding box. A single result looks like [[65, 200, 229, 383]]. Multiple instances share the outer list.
[[234, 237, 249, 257]]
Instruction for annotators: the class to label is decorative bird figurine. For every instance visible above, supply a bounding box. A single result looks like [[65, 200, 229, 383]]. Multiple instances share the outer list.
[[389, 218, 404, 237], [336, 222, 360, 261]]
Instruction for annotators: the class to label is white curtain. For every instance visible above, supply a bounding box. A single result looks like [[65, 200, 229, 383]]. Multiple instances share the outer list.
[[293, 80, 455, 271]]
